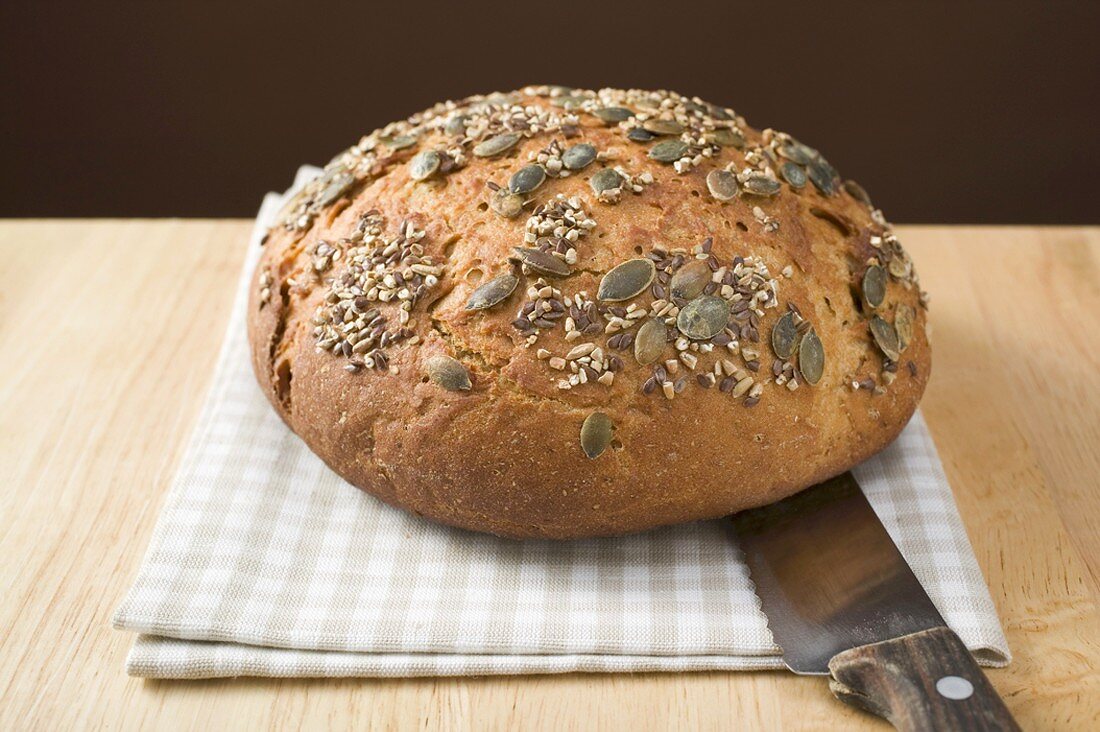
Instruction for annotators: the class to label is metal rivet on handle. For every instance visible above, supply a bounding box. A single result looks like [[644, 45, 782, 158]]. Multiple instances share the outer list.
[[935, 675, 974, 700]]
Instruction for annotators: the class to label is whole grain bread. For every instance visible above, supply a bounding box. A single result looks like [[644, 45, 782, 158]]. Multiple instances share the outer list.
[[247, 86, 930, 539]]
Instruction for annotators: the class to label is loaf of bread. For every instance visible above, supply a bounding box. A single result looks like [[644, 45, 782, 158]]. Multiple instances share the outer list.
[[248, 86, 930, 539]]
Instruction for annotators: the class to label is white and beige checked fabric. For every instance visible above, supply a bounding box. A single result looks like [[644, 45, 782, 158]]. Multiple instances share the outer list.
[[112, 168, 1010, 679]]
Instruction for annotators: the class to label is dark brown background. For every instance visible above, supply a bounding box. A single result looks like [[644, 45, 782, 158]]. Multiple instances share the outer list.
[[2, 2, 1097, 222]]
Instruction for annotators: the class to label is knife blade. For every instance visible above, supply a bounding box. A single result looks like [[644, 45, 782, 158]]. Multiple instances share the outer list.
[[733, 472, 1019, 731]]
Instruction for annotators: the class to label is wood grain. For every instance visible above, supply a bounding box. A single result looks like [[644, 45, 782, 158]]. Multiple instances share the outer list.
[[1, 222, 1098, 730]]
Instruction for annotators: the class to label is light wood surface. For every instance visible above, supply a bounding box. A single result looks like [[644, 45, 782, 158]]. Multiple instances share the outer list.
[[1, 221, 1098, 730]]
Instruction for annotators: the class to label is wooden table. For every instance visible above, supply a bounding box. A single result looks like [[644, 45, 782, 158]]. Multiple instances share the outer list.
[[1, 221, 1098, 730]]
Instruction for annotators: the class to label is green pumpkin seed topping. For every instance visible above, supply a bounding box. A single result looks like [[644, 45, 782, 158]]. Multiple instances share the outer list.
[[633, 319, 667, 365], [580, 412, 614, 459], [316, 172, 355, 207], [771, 311, 799, 359], [489, 188, 525, 218], [642, 118, 685, 135], [627, 128, 656, 143], [677, 295, 730, 340], [409, 150, 442, 181], [844, 179, 872, 206], [465, 273, 519, 311], [473, 132, 522, 157], [670, 259, 712, 300], [706, 169, 739, 201], [509, 164, 546, 194], [798, 329, 825, 385], [706, 128, 745, 148], [869, 315, 901, 361], [862, 265, 887, 309], [444, 115, 468, 135], [593, 106, 634, 123], [598, 259, 656, 302], [807, 158, 839, 195], [741, 172, 782, 196], [894, 304, 914, 352], [383, 134, 417, 150], [780, 161, 807, 189], [561, 143, 597, 171], [649, 139, 690, 163], [426, 355, 471, 392], [590, 168, 625, 196], [513, 247, 571, 277]]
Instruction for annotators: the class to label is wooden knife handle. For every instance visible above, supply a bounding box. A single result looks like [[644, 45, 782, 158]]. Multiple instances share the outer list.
[[827, 626, 1019, 731]]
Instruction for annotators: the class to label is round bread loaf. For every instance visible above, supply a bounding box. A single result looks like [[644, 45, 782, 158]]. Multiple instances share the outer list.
[[248, 86, 930, 539]]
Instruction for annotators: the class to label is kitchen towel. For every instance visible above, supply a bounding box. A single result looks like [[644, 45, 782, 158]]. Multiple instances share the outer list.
[[112, 167, 1010, 679]]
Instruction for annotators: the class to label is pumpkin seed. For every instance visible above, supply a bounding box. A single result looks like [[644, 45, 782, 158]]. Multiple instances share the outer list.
[[894, 304, 914, 352], [561, 143, 597, 171], [445, 115, 468, 135], [706, 128, 745, 148], [649, 140, 690, 163], [670, 259, 712, 299], [869, 315, 900, 361], [316, 172, 354, 206], [643, 118, 684, 135], [409, 150, 442, 181], [489, 189, 524, 218], [862, 265, 887, 309], [771, 311, 799, 359], [465, 273, 518, 311], [677, 295, 730, 340], [590, 167, 624, 196], [473, 132, 521, 157], [426, 355, 471, 392], [627, 128, 656, 143], [598, 259, 656, 302], [776, 141, 816, 165], [798, 329, 825, 385], [593, 106, 633, 123], [742, 172, 782, 196], [807, 159, 839, 195], [888, 254, 911, 279], [780, 161, 807, 189], [509, 164, 546, 194], [384, 135, 417, 150], [552, 95, 586, 110], [844, 179, 872, 206], [580, 412, 614, 459], [706, 169, 739, 201], [513, 247, 570, 276], [634, 319, 667, 365]]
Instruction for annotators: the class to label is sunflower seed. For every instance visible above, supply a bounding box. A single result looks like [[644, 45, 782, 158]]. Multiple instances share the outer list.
[[426, 355, 471, 391], [473, 132, 521, 157], [649, 140, 690, 163], [580, 412, 614, 459], [798, 329, 825, 385], [643, 118, 684, 135], [771, 311, 799, 359], [776, 141, 816, 165], [598, 259, 656, 302], [562, 143, 597, 171], [706, 128, 745, 148], [634, 319, 667, 365], [465, 273, 519, 311], [894, 304, 914, 352], [490, 189, 524, 218], [590, 168, 624, 196], [509, 164, 546, 194], [593, 107, 634, 123], [742, 173, 782, 196], [869, 315, 901, 361], [862, 265, 887, 309], [670, 259, 712, 299], [677, 295, 730, 340], [384, 135, 417, 150], [409, 150, 442, 181], [627, 128, 656, 143], [807, 159, 839, 195], [316, 172, 355, 207], [780, 161, 807, 189], [844, 179, 872, 206], [706, 169, 739, 201], [514, 247, 570, 277], [445, 115, 468, 135]]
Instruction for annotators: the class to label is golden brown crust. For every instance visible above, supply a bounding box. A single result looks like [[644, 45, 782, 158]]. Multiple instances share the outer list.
[[246, 87, 931, 539]]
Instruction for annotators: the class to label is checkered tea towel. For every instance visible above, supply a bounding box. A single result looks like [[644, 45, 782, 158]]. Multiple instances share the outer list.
[[112, 167, 1010, 678]]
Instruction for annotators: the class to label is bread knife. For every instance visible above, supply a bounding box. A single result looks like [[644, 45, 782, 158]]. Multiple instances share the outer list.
[[732, 472, 1019, 731]]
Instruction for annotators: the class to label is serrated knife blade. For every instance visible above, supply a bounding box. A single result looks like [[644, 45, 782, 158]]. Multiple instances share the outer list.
[[733, 472, 1018, 730]]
